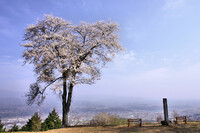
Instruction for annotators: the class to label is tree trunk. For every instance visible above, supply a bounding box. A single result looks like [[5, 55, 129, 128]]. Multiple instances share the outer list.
[[62, 75, 68, 127], [62, 71, 75, 127], [66, 82, 74, 124]]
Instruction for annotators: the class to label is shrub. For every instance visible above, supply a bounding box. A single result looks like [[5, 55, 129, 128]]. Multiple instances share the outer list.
[[21, 112, 42, 131], [90, 112, 127, 126], [20, 125, 28, 131], [0, 118, 6, 132], [156, 115, 163, 124], [9, 124, 19, 132], [41, 108, 61, 131], [172, 110, 179, 120]]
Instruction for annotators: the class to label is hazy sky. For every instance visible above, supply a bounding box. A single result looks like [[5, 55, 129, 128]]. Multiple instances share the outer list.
[[1, 0, 200, 102]]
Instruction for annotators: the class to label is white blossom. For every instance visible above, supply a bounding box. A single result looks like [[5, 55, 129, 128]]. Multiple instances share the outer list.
[[22, 15, 124, 125]]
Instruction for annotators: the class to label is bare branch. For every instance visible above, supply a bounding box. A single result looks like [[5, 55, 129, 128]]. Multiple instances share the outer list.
[[41, 77, 63, 94], [26, 77, 62, 105], [26, 82, 44, 105]]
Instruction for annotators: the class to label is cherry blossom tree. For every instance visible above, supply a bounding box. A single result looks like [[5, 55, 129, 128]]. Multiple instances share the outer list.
[[22, 15, 124, 127]]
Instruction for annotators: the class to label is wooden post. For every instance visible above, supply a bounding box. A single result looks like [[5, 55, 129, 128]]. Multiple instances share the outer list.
[[185, 116, 187, 124], [163, 98, 169, 126], [128, 119, 130, 127], [139, 119, 142, 127]]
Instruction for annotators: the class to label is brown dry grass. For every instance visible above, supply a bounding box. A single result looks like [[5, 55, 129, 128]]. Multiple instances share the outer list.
[[10, 121, 200, 133]]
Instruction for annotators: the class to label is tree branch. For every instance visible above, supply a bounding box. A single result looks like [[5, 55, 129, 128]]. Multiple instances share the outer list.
[[26, 77, 63, 105], [41, 77, 63, 94], [79, 43, 101, 62]]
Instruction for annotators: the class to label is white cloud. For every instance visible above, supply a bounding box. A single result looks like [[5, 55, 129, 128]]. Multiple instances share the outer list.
[[0, 29, 15, 38], [115, 50, 136, 61], [0, 59, 34, 86], [122, 22, 144, 43], [17, 58, 24, 63], [51, 0, 66, 7], [81, 61, 200, 100], [3, 55, 11, 58], [115, 63, 200, 99], [81, 0, 87, 7], [0, 16, 17, 38], [107, 50, 136, 72], [163, 0, 187, 10], [0, 16, 10, 26], [162, 58, 172, 65]]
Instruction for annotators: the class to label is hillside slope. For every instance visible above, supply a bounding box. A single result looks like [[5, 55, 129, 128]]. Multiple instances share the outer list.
[[11, 122, 200, 133]]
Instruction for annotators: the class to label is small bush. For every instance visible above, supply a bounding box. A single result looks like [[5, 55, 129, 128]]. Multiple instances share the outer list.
[[172, 110, 179, 120], [9, 124, 19, 132], [156, 115, 163, 124], [41, 108, 61, 131], [21, 112, 42, 131], [0, 118, 6, 132], [90, 112, 127, 126]]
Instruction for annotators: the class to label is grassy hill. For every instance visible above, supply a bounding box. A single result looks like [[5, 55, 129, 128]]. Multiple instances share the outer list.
[[10, 121, 200, 133]]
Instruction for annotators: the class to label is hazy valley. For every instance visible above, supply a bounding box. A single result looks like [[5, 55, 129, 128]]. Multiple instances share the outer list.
[[1, 96, 200, 129]]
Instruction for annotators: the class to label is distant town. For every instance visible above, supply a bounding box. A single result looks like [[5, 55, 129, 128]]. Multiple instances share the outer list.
[[1, 97, 200, 129]]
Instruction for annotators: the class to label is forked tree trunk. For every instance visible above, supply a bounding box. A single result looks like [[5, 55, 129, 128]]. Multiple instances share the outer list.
[[66, 82, 74, 119], [62, 75, 68, 127], [62, 75, 74, 127]]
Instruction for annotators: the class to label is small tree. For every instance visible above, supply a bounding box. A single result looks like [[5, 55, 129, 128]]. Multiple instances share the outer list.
[[9, 124, 19, 132], [41, 108, 61, 131], [172, 110, 179, 120], [22, 14, 124, 127], [21, 112, 42, 131], [21, 124, 28, 131], [0, 118, 6, 132]]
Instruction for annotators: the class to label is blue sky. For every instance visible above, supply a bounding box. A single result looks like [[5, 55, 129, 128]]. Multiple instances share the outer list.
[[1, 0, 200, 102]]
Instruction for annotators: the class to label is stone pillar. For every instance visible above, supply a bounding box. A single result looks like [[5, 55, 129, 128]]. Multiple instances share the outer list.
[[162, 98, 169, 126]]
